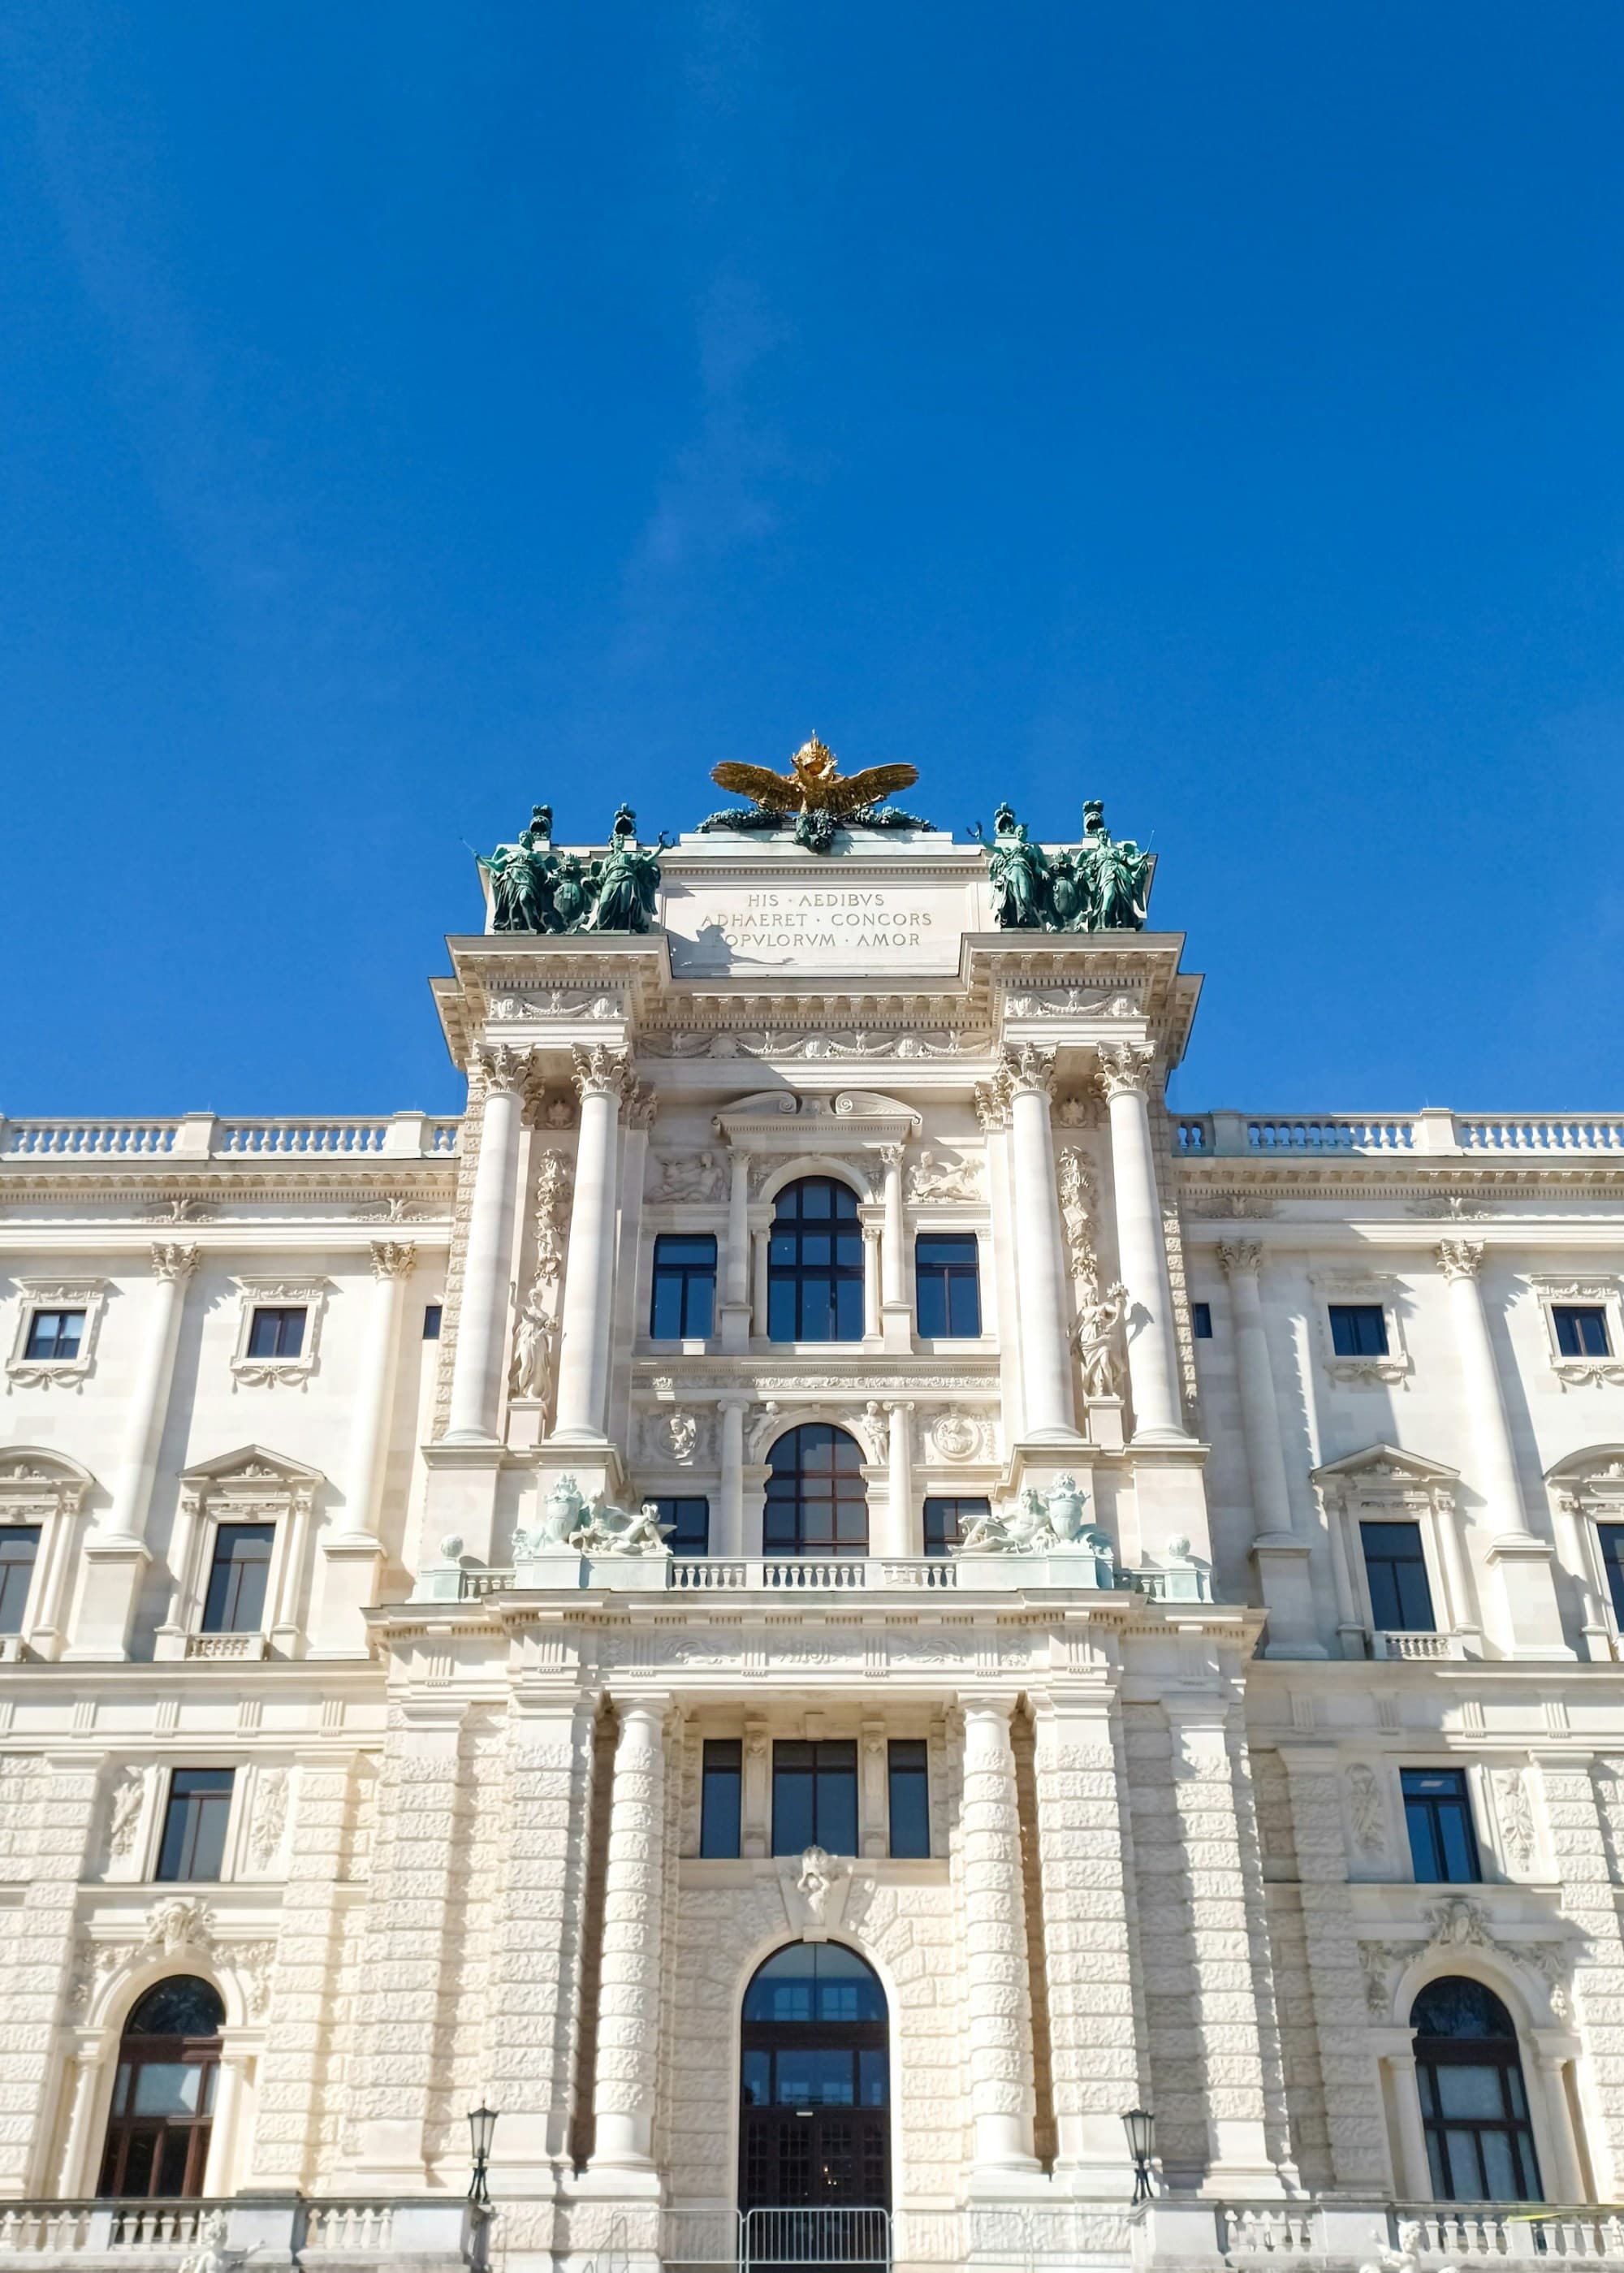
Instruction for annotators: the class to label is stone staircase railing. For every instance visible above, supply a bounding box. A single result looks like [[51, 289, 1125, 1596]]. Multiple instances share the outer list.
[[0, 2199, 482, 2265]]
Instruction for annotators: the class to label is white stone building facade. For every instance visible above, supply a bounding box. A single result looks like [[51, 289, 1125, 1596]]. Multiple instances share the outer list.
[[4, 811, 1624, 2273]]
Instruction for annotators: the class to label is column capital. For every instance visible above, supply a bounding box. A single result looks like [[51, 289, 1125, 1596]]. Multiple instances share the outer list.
[[369, 1239, 418, 1281], [877, 1142, 906, 1170], [1095, 1039, 1158, 1100], [1436, 1238, 1486, 1281], [971, 1075, 1010, 1131], [149, 1242, 200, 1282], [624, 1078, 659, 1130], [957, 1691, 1017, 1725], [571, 1042, 635, 1103], [615, 1692, 672, 1733], [476, 1040, 542, 1096], [1217, 1238, 1264, 1278], [1002, 1042, 1057, 1099]]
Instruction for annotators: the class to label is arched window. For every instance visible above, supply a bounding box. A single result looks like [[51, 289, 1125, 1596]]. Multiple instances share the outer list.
[[767, 1178, 864, 1343], [1412, 1977, 1542, 2202], [765, 1425, 868, 1557], [98, 1976, 224, 2200], [740, 1943, 889, 2215]]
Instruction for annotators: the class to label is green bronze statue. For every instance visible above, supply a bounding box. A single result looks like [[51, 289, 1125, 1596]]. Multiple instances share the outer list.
[[982, 799, 1152, 931], [477, 806, 664, 935]]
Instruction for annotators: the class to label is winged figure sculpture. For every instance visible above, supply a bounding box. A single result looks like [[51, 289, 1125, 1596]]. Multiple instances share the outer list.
[[710, 735, 918, 818]]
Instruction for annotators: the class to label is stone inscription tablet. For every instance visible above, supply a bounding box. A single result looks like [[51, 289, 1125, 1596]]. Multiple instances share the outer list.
[[660, 879, 978, 974]]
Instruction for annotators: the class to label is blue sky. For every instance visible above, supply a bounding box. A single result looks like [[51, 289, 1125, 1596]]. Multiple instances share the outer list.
[[3, 3, 1623, 1117]]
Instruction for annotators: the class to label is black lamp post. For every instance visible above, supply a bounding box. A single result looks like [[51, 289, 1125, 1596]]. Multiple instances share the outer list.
[[1121, 2107, 1155, 2205], [467, 2106, 499, 2205]]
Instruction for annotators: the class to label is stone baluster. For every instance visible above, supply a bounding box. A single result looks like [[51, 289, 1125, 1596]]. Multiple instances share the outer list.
[[720, 1144, 753, 1352], [1435, 1241, 1566, 1657], [553, 1046, 632, 1441], [590, 1698, 670, 2170], [879, 1143, 911, 1350], [1004, 1048, 1079, 1441], [1219, 1242, 1320, 1656], [445, 1048, 534, 1443], [1098, 1044, 1187, 1444], [69, 1244, 198, 1658], [718, 1396, 748, 1557], [959, 1697, 1039, 2173]]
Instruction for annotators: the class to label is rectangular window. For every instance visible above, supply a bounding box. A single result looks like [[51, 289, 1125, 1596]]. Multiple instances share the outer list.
[[246, 1307, 305, 1360], [654, 1497, 710, 1556], [1403, 1767, 1481, 1883], [422, 1303, 443, 1340], [156, 1769, 235, 1882], [1361, 1521, 1437, 1632], [700, 1739, 742, 1857], [201, 1524, 274, 1634], [0, 1528, 41, 1634], [1554, 1305, 1610, 1359], [923, 1497, 987, 1557], [650, 1235, 717, 1340], [888, 1739, 931, 1857], [915, 1234, 982, 1338], [1329, 1303, 1389, 1358], [24, 1309, 84, 1362], [1598, 1526, 1624, 1627], [772, 1739, 858, 1857], [1190, 1301, 1213, 1339]]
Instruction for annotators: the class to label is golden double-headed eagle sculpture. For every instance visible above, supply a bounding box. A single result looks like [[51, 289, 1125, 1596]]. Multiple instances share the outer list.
[[710, 735, 918, 818]]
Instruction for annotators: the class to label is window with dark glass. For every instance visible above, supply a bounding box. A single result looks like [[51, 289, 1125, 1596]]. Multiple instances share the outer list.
[[888, 1739, 930, 1857], [1328, 1303, 1388, 1358], [156, 1770, 235, 1883], [763, 1424, 868, 1556], [422, 1303, 443, 1340], [1599, 1526, 1624, 1627], [98, 1976, 224, 2201], [654, 1497, 710, 1556], [1554, 1305, 1610, 1359], [1361, 1521, 1436, 1632], [1403, 1768, 1481, 1884], [200, 1524, 274, 1634], [915, 1234, 981, 1337], [923, 1497, 987, 1557], [24, 1309, 84, 1362], [700, 1739, 742, 1857], [650, 1235, 717, 1339], [1412, 1977, 1541, 2202], [739, 1944, 889, 2214], [767, 1178, 864, 1343], [0, 1528, 40, 1635], [246, 1306, 304, 1360], [772, 1740, 858, 1856], [1191, 1301, 1213, 1339]]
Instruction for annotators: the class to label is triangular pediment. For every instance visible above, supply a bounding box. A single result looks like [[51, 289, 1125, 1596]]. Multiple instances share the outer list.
[[1311, 1441, 1458, 1486], [180, 1444, 326, 1487]]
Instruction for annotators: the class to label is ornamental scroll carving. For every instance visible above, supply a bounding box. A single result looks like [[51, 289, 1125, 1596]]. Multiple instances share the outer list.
[[1357, 1895, 1572, 2020]]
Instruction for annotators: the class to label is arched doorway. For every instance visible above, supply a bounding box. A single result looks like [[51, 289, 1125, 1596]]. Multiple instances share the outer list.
[[740, 1944, 889, 2219], [98, 1976, 224, 2199], [1411, 1977, 1543, 2202], [767, 1178, 865, 1343], [764, 1425, 868, 1557]]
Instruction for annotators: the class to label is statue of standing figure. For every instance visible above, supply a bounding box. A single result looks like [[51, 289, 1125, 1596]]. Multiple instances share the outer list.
[[982, 799, 1153, 931], [508, 1290, 557, 1402], [477, 806, 664, 935], [1073, 1281, 1129, 1399], [986, 805, 1051, 929]]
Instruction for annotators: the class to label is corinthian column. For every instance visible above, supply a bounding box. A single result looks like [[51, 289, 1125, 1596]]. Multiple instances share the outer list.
[[590, 1699, 669, 2171], [879, 1143, 911, 1350], [1436, 1240, 1567, 1657], [445, 1047, 533, 1443], [67, 1243, 198, 1660], [1098, 1044, 1186, 1443], [959, 1697, 1039, 2174], [553, 1045, 631, 1441], [1004, 1048, 1078, 1440]]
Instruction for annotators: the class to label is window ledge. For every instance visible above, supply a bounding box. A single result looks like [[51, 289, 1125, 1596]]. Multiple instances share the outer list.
[[184, 1632, 270, 1661], [1372, 1629, 1468, 1661], [1552, 1358, 1624, 1389]]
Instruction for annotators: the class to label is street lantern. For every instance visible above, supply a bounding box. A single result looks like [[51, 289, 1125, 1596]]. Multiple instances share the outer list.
[[467, 2106, 499, 2204], [1121, 2107, 1155, 2204]]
